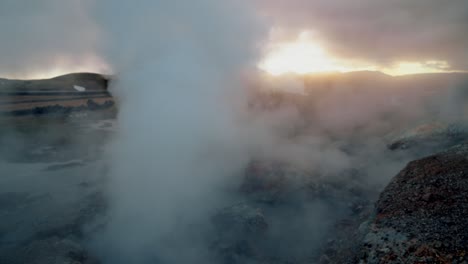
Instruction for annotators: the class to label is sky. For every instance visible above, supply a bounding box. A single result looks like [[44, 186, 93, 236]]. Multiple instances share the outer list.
[[256, 0, 468, 75], [0, 0, 109, 79], [0, 0, 467, 78], [1, 2, 467, 263]]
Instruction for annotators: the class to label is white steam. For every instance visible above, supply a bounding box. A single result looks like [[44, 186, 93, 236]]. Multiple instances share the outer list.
[[89, 1, 262, 263]]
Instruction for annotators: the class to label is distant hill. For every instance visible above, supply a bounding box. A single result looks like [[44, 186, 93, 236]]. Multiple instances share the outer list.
[[0, 72, 109, 93], [251, 71, 468, 140], [0, 73, 114, 116], [303, 71, 468, 92]]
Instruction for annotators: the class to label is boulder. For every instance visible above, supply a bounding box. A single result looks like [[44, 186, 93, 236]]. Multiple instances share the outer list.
[[388, 122, 468, 155], [357, 143, 468, 263], [212, 203, 268, 263]]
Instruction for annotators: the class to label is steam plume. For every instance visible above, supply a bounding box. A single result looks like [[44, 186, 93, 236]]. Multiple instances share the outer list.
[[89, 1, 262, 263]]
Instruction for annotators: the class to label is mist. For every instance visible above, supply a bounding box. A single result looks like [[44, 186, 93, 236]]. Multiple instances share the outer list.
[[256, 0, 468, 70], [87, 1, 263, 263], [0, 0, 106, 78], [1, 1, 468, 264]]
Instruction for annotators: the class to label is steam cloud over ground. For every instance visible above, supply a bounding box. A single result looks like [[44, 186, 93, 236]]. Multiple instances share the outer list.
[[1, 1, 468, 264], [89, 1, 263, 263], [257, 0, 468, 70]]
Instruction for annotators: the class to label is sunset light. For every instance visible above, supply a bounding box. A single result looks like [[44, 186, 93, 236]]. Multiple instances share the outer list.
[[258, 32, 369, 75], [382, 60, 451, 76], [259, 31, 457, 76], [2, 1, 468, 263], [3, 56, 111, 80]]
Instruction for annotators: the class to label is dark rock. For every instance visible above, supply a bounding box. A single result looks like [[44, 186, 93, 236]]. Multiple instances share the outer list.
[[212, 203, 268, 241], [43, 161, 85, 172], [212, 203, 268, 263], [356, 143, 468, 263], [240, 161, 293, 204], [388, 122, 468, 156], [0, 237, 99, 264]]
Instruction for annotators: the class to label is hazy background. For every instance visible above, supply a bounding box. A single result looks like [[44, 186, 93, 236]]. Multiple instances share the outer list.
[[256, 0, 468, 70], [87, 1, 265, 263], [0, 1, 467, 264]]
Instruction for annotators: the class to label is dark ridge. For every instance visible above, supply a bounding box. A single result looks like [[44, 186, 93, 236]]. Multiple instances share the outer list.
[[0, 73, 110, 92], [49, 72, 109, 81], [3, 99, 115, 116], [0, 91, 111, 96], [0, 95, 112, 106]]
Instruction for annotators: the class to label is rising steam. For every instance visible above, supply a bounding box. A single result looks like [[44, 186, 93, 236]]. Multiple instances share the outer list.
[[1, 1, 466, 264], [89, 1, 262, 263]]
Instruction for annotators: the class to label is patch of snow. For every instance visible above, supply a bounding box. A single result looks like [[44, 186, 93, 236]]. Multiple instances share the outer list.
[[73, 85, 86, 92]]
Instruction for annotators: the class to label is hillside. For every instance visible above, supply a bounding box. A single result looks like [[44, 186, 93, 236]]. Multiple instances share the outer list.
[[0, 73, 114, 116]]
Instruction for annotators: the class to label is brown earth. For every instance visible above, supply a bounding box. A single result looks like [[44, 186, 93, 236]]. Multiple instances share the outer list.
[[0, 73, 114, 115], [355, 143, 468, 263]]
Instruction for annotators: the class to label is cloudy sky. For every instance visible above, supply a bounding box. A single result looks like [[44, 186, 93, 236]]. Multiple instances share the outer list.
[[0, 1, 102, 78], [256, 0, 468, 71], [0, 0, 467, 78]]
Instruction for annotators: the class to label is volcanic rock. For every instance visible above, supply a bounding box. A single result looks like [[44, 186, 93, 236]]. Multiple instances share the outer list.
[[388, 122, 468, 155], [356, 143, 468, 263], [212, 203, 268, 263]]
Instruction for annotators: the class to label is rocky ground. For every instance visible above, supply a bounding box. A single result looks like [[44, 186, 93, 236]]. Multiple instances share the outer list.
[[355, 143, 468, 264], [0, 73, 114, 116], [0, 115, 114, 264], [212, 162, 379, 264], [2, 117, 468, 264], [1, 73, 468, 263], [208, 121, 468, 264]]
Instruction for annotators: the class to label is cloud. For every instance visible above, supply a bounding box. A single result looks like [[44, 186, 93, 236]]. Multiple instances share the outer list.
[[256, 0, 468, 70], [87, 0, 263, 263], [0, 0, 102, 78]]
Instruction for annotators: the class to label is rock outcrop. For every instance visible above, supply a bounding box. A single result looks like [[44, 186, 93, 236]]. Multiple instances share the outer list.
[[388, 122, 468, 155], [212, 203, 268, 264], [356, 143, 468, 263], [0, 73, 114, 116]]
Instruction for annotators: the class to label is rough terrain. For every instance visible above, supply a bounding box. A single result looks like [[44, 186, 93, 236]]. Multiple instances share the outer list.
[[0, 73, 114, 116], [1, 71, 468, 264], [355, 143, 468, 263]]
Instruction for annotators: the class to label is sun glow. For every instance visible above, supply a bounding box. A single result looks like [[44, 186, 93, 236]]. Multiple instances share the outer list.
[[24, 67, 101, 80], [259, 32, 375, 76], [259, 31, 457, 77], [382, 61, 451, 76], [2, 56, 111, 80]]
